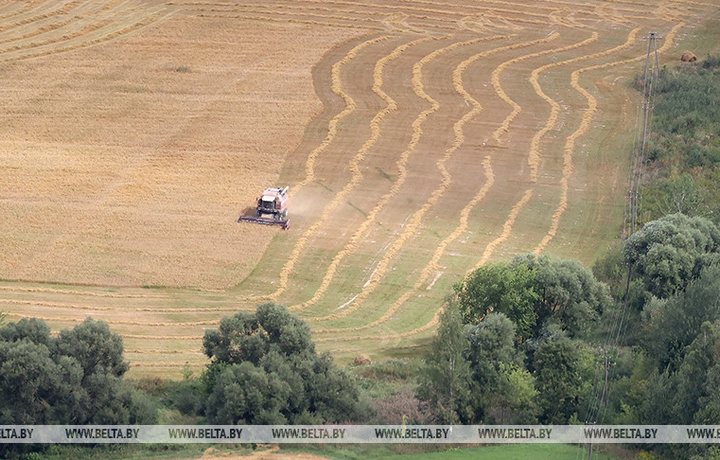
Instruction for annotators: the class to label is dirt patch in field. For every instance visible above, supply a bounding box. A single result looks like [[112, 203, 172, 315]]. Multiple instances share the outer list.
[[199, 446, 329, 460]]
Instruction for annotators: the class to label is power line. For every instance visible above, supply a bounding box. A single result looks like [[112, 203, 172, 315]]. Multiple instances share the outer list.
[[584, 31, 663, 434]]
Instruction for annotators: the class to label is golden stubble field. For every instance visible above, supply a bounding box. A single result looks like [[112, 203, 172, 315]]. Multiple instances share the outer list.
[[1, 0, 719, 378]]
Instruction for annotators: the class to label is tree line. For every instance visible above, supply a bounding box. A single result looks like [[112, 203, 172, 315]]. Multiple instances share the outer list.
[[417, 212, 720, 459]]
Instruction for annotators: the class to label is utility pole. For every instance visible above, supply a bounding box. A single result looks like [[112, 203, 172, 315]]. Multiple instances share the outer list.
[[629, 31, 662, 235]]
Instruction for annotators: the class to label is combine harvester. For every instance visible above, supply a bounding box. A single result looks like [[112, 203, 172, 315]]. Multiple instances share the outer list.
[[238, 186, 290, 230]]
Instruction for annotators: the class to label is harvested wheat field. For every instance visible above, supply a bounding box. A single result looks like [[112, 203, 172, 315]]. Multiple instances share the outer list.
[[1, 0, 719, 378]]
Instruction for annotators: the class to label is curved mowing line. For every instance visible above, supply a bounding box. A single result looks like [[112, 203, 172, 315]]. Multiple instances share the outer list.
[[672, 0, 718, 9], [315, 38, 534, 332], [0, 8, 170, 63], [0, 298, 241, 313], [314, 158, 494, 335], [194, 11, 385, 31], [312, 33, 574, 331], [0, 1, 34, 22], [0, 0, 132, 48], [5, 312, 218, 327], [239, 35, 391, 303], [288, 35, 436, 311], [463, 31, 622, 273], [310, 35, 498, 323], [292, 34, 511, 313], [529, 26, 642, 182], [593, 3, 635, 28], [355, 28, 611, 336], [190, 4, 388, 28], [527, 32, 600, 181], [490, 32, 560, 144], [470, 189, 534, 272], [533, 22, 683, 254], [383, 0, 554, 23], [199, 0, 553, 24], [0, 1, 79, 34], [312, 33, 564, 324], [0, 285, 168, 299], [315, 306, 443, 343]]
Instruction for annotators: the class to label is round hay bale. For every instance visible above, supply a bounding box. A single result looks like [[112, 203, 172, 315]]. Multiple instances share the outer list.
[[681, 50, 697, 62], [353, 354, 372, 366]]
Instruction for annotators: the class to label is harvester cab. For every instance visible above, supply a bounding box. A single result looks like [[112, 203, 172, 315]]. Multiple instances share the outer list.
[[238, 186, 290, 230]]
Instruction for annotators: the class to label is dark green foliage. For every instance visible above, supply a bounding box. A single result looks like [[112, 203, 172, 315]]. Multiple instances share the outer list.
[[0, 317, 157, 458], [513, 254, 611, 338], [464, 313, 532, 423], [490, 363, 538, 424], [454, 262, 538, 338], [642, 265, 720, 371], [0, 317, 52, 346], [416, 303, 471, 423], [202, 303, 363, 424], [203, 304, 314, 366], [0, 317, 156, 426], [592, 241, 628, 299], [418, 306, 540, 424], [206, 361, 292, 424], [464, 313, 521, 404], [623, 213, 720, 298], [455, 254, 611, 340], [55, 318, 129, 380], [533, 336, 592, 424], [637, 54, 720, 222]]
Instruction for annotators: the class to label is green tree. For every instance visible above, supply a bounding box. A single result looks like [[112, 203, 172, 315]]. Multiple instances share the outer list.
[[0, 317, 156, 457], [643, 265, 720, 371], [464, 312, 523, 421], [513, 254, 612, 338], [667, 320, 720, 425], [455, 262, 539, 339], [534, 336, 592, 424], [416, 302, 471, 423], [202, 303, 363, 424], [419, 309, 540, 424], [205, 361, 291, 424], [489, 363, 539, 424], [55, 318, 129, 381], [624, 213, 720, 299], [456, 255, 611, 340]]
